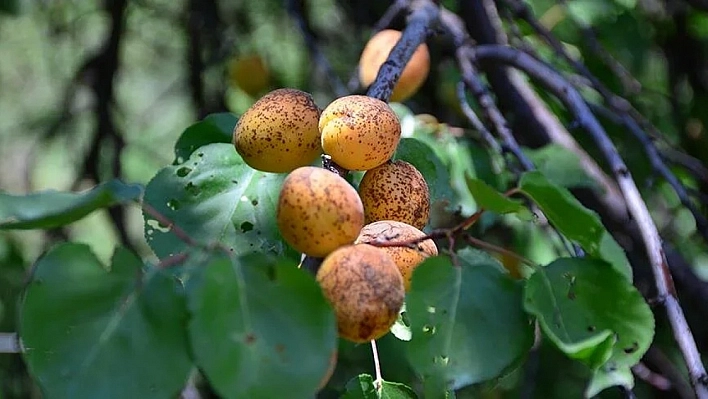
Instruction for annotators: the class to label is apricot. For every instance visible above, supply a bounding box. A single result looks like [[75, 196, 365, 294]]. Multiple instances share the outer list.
[[319, 95, 401, 171], [277, 166, 364, 257], [233, 88, 321, 173], [355, 220, 438, 291], [316, 244, 405, 343], [228, 54, 270, 97], [358, 29, 430, 102], [358, 160, 430, 230]]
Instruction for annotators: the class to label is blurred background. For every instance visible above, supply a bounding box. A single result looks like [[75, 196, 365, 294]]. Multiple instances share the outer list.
[[1, 0, 708, 398]]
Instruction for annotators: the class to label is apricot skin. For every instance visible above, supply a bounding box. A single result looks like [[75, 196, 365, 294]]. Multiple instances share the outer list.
[[316, 244, 405, 343], [233, 88, 321, 173], [319, 95, 401, 171], [358, 160, 430, 230], [277, 167, 364, 257], [358, 29, 430, 102], [355, 220, 438, 291]]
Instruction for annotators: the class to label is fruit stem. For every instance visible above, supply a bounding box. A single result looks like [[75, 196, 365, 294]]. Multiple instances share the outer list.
[[371, 339, 383, 391]]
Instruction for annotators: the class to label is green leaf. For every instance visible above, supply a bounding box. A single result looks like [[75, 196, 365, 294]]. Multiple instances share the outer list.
[[143, 143, 295, 260], [0, 180, 143, 230], [586, 364, 634, 398], [407, 250, 533, 395], [518, 171, 632, 280], [19, 243, 191, 399], [391, 303, 412, 342], [524, 258, 654, 374], [174, 113, 237, 164], [393, 138, 457, 211], [464, 176, 531, 218], [187, 253, 337, 399], [342, 374, 418, 399], [524, 144, 597, 189]]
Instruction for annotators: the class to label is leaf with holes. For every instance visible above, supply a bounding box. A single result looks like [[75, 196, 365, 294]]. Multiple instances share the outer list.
[[174, 113, 237, 164], [143, 143, 296, 260], [187, 253, 337, 399], [407, 250, 533, 395], [518, 171, 632, 280], [341, 374, 418, 399], [19, 243, 192, 399], [524, 257, 654, 375], [0, 180, 143, 230]]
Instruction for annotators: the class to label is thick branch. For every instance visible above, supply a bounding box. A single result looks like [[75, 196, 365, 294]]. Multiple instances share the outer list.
[[366, 0, 439, 101], [473, 44, 708, 398]]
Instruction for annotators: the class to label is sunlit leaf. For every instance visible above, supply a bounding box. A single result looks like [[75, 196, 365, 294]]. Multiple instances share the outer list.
[[143, 143, 295, 260], [524, 258, 653, 374], [173, 113, 237, 164]]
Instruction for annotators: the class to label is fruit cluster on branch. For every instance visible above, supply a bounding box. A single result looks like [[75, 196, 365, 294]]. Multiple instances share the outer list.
[[231, 27, 434, 346]]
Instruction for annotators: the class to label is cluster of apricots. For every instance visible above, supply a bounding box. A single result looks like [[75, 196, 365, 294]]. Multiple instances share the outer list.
[[231, 30, 433, 354]]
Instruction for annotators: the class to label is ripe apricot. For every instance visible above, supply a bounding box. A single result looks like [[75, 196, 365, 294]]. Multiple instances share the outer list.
[[355, 220, 438, 291], [319, 95, 401, 171], [316, 244, 405, 343], [277, 166, 364, 257], [358, 160, 430, 230], [358, 29, 430, 102], [233, 88, 321, 173]]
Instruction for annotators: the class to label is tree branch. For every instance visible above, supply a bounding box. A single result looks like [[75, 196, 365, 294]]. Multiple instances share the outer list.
[[473, 44, 708, 398], [366, 0, 439, 101]]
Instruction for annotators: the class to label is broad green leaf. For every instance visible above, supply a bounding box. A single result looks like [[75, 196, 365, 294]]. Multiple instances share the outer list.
[[394, 138, 456, 210], [143, 143, 295, 260], [0, 180, 143, 230], [518, 171, 632, 280], [187, 253, 337, 399], [19, 243, 191, 399], [407, 250, 533, 396], [174, 113, 237, 164], [342, 374, 418, 399], [524, 144, 597, 189], [464, 176, 531, 219], [586, 364, 634, 398], [524, 258, 654, 374]]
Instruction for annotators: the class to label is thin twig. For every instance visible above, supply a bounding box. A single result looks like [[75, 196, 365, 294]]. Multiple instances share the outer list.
[[590, 103, 708, 241], [463, 234, 536, 267], [631, 362, 672, 392], [473, 44, 708, 398], [502, 0, 708, 244], [455, 81, 502, 153]]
